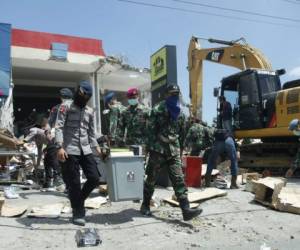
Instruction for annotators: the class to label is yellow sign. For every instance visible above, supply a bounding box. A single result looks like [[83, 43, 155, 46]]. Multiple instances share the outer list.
[[151, 47, 167, 82]]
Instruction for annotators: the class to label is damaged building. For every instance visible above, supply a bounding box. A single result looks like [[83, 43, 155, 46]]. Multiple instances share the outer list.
[[0, 23, 150, 137]]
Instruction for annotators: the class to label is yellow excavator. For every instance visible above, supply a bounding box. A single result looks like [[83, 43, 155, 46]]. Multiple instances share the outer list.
[[188, 36, 300, 173]]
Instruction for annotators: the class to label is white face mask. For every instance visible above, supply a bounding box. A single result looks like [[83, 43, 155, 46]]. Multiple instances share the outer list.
[[293, 130, 300, 136], [128, 98, 138, 106]]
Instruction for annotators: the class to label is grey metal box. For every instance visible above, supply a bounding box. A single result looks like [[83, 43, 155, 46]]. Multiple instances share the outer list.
[[106, 156, 144, 202]]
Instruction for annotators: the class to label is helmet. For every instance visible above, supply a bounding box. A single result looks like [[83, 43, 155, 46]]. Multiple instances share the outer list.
[[79, 80, 93, 96], [289, 119, 299, 131], [104, 91, 115, 103], [166, 84, 180, 94], [59, 88, 73, 99]]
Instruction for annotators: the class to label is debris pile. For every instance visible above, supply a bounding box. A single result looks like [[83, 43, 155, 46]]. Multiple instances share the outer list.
[[252, 177, 300, 215]]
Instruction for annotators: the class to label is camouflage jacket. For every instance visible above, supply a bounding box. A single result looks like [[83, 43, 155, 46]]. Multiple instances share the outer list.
[[117, 104, 150, 145], [108, 102, 125, 140], [147, 101, 186, 157], [185, 123, 214, 150]]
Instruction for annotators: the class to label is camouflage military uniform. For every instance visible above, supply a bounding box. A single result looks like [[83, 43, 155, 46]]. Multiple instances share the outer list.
[[144, 101, 187, 200], [108, 102, 125, 142], [185, 123, 215, 156], [117, 104, 150, 145]]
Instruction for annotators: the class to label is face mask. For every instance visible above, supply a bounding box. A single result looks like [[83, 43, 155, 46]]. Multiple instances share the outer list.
[[128, 98, 138, 106], [165, 95, 181, 121], [74, 91, 90, 108], [293, 130, 300, 136]]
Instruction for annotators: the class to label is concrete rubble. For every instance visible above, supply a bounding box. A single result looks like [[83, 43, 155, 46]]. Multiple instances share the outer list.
[[252, 177, 300, 215]]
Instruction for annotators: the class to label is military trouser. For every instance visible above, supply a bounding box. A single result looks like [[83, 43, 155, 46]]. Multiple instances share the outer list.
[[144, 151, 188, 201]]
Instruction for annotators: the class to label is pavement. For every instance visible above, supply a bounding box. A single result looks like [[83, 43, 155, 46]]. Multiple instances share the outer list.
[[0, 180, 299, 250]]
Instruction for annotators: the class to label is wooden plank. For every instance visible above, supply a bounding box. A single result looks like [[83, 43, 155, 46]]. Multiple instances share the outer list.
[[163, 199, 199, 208], [187, 188, 227, 202], [164, 188, 227, 207]]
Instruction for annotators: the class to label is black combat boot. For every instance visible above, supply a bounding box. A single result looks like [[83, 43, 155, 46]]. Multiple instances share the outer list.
[[140, 190, 152, 216], [179, 198, 203, 221], [72, 207, 86, 226], [230, 175, 239, 189], [204, 174, 211, 188], [140, 197, 152, 216]]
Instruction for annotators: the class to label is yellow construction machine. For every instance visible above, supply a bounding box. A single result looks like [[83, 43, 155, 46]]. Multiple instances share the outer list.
[[188, 36, 300, 173]]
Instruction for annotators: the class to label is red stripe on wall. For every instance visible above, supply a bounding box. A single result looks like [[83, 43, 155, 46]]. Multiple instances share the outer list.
[[12, 28, 105, 56]]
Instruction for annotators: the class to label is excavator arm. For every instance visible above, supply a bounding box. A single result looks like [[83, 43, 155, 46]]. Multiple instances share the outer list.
[[188, 36, 272, 119]]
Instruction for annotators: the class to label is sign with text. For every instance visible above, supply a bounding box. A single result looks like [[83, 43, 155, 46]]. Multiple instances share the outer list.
[[150, 45, 177, 106]]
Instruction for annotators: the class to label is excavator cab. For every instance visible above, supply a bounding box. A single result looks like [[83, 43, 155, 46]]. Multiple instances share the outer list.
[[219, 69, 281, 131]]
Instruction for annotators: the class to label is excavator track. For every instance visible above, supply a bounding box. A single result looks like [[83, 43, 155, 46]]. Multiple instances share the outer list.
[[239, 142, 299, 176]]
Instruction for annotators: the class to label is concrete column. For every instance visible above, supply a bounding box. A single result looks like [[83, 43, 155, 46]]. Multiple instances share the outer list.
[[90, 73, 101, 136], [94, 72, 101, 135]]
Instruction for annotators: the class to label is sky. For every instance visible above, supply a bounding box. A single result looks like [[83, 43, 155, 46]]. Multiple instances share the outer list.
[[1, 0, 300, 124]]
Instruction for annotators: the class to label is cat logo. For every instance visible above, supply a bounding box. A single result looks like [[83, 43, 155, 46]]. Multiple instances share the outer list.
[[206, 49, 224, 62], [153, 56, 165, 76]]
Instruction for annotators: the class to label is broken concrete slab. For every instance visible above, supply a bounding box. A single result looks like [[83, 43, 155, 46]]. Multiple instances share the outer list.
[[27, 203, 64, 218], [252, 177, 286, 207], [1, 204, 27, 217], [85, 196, 107, 209], [164, 188, 227, 207], [275, 186, 300, 215]]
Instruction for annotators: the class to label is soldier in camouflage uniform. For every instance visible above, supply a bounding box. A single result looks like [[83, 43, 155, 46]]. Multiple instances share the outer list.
[[140, 85, 202, 221], [117, 88, 150, 146], [184, 118, 213, 156], [104, 92, 125, 144]]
